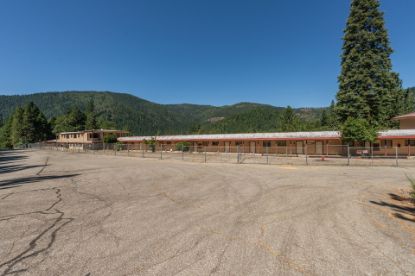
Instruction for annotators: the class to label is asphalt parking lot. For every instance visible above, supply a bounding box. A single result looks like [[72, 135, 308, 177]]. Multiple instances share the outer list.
[[0, 150, 414, 275]]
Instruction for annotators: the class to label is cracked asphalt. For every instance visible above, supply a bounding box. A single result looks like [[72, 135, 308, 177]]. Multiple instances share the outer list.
[[0, 150, 415, 275]]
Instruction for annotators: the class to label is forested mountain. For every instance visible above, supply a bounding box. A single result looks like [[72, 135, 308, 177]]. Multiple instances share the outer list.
[[0, 91, 326, 135]]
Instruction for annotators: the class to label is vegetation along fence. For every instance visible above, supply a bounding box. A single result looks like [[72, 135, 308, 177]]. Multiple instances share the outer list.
[[22, 142, 415, 167]]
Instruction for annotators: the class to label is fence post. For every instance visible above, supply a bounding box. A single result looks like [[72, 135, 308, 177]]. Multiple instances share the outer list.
[[371, 145, 373, 166], [237, 145, 240, 164], [395, 146, 398, 167], [127, 144, 130, 157], [142, 145, 145, 158], [409, 145, 411, 157], [204, 146, 207, 163], [182, 146, 184, 160], [160, 144, 163, 160], [305, 144, 308, 165], [347, 145, 350, 166], [266, 146, 269, 164]]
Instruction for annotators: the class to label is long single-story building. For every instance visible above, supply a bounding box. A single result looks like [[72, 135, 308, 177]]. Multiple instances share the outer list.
[[117, 113, 415, 157]]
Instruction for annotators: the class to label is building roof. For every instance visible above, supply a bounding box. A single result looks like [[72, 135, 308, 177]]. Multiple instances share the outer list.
[[118, 129, 415, 142], [118, 131, 342, 142], [393, 113, 415, 120], [59, 129, 129, 135], [377, 129, 415, 139]]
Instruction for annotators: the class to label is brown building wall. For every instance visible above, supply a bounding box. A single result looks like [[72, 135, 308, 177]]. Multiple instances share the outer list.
[[123, 139, 345, 155], [399, 119, 415, 129]]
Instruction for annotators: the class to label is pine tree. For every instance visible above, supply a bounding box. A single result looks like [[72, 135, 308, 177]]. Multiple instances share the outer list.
[[402, 88, 415, 114], [11, 107, 24, 146], [336, 0, 404, 128], [0, 116, 13, 149], [280, 106, 301, 132], [320, 110, 329, 127], [53, 107, 86, 133], [85, 99, 99, 130]]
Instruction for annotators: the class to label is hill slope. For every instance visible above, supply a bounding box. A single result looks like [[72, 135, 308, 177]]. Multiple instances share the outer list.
[[0, 91, 324, 135]]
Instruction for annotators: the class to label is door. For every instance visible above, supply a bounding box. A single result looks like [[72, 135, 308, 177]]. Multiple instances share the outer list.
[[316, 141, 323, 155], [250, 141, 256, 154], [296, 141, 303, 154], [225, 142, 230, 153]]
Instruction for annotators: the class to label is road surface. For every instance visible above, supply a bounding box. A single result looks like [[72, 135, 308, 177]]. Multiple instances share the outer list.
[[0, 150, 414, 275]]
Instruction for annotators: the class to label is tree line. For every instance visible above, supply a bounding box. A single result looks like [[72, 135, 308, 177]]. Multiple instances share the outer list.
[[0, 100, 104, 148]]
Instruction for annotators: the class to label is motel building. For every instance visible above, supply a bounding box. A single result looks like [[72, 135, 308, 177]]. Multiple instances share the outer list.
[[117, 113, 415, 157], [55, 129, 129, 151]]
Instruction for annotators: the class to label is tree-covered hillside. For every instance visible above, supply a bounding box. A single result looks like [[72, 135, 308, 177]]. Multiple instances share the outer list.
[[1, 91, 325, 135]]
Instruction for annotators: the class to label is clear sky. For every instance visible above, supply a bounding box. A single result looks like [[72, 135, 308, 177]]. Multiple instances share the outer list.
[[0, 0, 414, 107]]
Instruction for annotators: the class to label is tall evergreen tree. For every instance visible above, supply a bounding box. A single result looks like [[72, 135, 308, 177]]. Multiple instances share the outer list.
[[0, 116, 13, 149], [280, 106, 301, 132], [11, 107, 24, 146], [85, 99, 99, 130], [21, 102, 51, 143], [53, 107, 86, 133], [336, 0, 404, 128]]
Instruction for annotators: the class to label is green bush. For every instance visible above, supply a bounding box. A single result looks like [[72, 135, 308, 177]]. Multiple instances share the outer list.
[[341, 118, 377, 144], [103, 133, 118, 144], [175, 142, 191, 152], [115, 142, 123, 151], [144, 138, 156, 152]]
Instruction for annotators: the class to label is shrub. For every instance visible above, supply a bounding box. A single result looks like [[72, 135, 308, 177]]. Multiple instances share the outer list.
[[341, 118, 377, 145], [103, 133, 118, 144], [175, 142, 191, 152], [144, 138, 156, 152]]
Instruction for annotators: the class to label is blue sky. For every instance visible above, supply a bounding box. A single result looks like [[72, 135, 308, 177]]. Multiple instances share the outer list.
[[0, 0, 414, 107]]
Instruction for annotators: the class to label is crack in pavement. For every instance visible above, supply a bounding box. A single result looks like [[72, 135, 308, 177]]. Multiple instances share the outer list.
[[0, 187, 73, 276], [35, 157, 49, 176]]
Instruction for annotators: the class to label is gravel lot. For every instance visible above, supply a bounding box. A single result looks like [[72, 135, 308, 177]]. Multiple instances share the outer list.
[[1, 150, 415, 275]]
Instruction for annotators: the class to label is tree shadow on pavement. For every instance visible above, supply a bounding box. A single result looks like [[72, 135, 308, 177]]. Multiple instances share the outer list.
[[370, 193, 415, 223], [0, 154, 29, 164], [0, 164, 45, 175], [0, 174, 80, 190]]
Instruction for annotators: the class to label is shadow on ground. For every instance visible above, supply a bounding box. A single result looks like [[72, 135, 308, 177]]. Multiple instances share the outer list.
[[370, 193, 415, 223], [0, 164, 46, 175], [0, 174, 80, 190], [0, 152, 29, 164]]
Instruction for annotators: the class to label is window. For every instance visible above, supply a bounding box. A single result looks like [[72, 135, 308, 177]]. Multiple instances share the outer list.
[[276, 141, 286, 147], [263, 141, 271, 147], [235, 141, 243, 146], [381, 140, 393, 147], [373, 143, 380, 151], [406, 140, 415, 146], [212, 142, 219, 146]]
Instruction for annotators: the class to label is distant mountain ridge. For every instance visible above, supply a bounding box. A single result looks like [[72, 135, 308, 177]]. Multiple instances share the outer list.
[[0, 91, 325, 135]]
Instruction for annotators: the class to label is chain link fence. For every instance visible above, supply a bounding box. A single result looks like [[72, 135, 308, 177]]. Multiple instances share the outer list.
[[24, 142, 415, 167]]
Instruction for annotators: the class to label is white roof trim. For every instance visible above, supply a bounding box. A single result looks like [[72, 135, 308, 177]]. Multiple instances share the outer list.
[[378, 129, 415, 138], [118, 131, 342, 142]]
